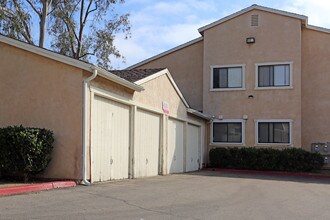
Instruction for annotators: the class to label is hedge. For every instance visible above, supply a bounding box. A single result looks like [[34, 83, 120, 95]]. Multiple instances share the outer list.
[[0, 125, 54, 180], [209, 147, 324, 172]]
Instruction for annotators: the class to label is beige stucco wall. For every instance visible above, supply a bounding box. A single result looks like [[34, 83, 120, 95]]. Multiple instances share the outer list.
[[136, 40, 204, 111], [203, 9, 302, 148], [0, 43, 84, 179], [133, 74, 187, 117], [301, 28, 330, 150]]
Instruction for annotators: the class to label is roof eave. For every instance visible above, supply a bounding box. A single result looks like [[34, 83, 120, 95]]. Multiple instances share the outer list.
[[95, 67, 144, 92], [126, 37, 203, 70], [0, 35, 143, 92], [198, 4, 308, 34], [187, 108, 211, 120]]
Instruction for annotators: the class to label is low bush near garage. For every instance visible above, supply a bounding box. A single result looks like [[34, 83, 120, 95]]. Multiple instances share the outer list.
[[209, 147, 324, 172], [0, 125, 54, 181]]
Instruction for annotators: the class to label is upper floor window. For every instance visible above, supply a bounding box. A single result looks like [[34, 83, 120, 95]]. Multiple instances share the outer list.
[[211, 65, 245, 90], [256, 62, 292, 88]]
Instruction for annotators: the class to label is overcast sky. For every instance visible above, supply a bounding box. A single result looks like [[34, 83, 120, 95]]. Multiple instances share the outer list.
[[111, 0, 330, 69]]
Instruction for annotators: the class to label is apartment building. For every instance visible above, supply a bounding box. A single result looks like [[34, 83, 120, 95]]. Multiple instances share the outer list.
[[129, 4, 330, 153]]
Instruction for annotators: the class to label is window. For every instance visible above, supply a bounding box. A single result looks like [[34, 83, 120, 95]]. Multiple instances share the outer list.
[[212, 120, 244, 144], [256, 63, 292, 88], [212, 65, 244, 90], [257, 121, 291, 144]]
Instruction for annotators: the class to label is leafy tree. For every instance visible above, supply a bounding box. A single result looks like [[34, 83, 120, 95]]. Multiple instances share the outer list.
[[0, 0, 55, 47], [0, 0, 130, 69]]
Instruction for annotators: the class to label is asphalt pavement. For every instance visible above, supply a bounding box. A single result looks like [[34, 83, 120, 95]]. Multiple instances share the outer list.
[[1, 171, 330, 220]]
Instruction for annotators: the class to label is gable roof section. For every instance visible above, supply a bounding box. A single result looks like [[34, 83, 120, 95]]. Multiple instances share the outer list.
[[198, 4, 308, 34], [112, 68, 190, 107], [111, 68, 165, 82], [0, 34, 143, 91], [127, 37, 203, 69]]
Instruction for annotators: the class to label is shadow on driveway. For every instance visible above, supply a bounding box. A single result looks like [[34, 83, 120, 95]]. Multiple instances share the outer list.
[[185, 170, 330, 185]]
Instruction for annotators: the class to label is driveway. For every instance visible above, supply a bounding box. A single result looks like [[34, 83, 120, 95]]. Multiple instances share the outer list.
[[1, 171, 330, 220]]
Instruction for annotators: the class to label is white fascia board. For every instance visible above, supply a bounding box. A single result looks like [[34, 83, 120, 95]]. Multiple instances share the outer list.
[[165, 70, 190, 108], [306, 25, 330, 34], [95, 67, 143, 92], [126, 37, 203, 70], [198, 4, 308, 33], [187, 108, 211, 120], [0, 35, 143, 92]]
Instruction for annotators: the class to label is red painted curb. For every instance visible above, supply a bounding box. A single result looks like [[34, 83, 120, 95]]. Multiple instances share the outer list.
[[0, 181, 76, 196], [202, 168, 330, 179]]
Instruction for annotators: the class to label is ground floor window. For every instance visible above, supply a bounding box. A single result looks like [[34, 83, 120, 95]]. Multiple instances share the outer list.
[[212, 120, 244, 144], [257, 120, 291, 144]]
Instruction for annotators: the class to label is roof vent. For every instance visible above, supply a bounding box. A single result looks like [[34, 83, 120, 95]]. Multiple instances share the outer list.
[[251, 14, 259, 26]]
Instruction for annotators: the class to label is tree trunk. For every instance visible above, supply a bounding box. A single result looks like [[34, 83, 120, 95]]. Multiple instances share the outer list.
[[39, 0, 49, 47]]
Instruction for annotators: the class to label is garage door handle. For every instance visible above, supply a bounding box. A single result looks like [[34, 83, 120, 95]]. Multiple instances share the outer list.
[[146, 158, 148, 164], [173, 155, 176, 161], [110, 159, 113, 164], [191, 158, 193, 162]]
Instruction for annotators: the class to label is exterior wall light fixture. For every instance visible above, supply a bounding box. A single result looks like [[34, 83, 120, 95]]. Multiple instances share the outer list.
[[246, 37, 255, 44]]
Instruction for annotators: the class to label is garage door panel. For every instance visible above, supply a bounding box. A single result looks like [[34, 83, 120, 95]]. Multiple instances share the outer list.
[[168, 119, 184, 174], [186, 124, 200, 172], [135, 109, 160, 178], [109, 101, 130, 180], [91, 95, 130, 182]]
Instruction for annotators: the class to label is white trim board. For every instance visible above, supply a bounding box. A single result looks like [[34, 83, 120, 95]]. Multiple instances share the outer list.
[[90, 86, 204, 125]]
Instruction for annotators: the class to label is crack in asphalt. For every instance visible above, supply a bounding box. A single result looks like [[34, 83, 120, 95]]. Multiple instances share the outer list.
[[82, 191, 201, 220]]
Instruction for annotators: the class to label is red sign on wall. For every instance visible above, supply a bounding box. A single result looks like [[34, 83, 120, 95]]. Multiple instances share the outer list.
[[162, 101, 169, 114]]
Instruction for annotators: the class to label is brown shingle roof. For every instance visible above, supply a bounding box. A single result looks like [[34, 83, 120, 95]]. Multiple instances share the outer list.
[[110, 68, 166, 83]]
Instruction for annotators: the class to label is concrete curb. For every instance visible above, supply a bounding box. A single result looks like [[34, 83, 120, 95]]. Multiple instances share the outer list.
[[0, 181, 76, 196], [202, 168, 330, 179]]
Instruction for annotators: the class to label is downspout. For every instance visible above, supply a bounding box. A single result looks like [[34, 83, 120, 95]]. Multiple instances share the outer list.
[[81, 67, 98, 185]]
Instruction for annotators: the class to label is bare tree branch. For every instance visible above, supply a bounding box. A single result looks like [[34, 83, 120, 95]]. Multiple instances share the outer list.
[[25, 0, 41, 16], [79, 52, 94, 59]]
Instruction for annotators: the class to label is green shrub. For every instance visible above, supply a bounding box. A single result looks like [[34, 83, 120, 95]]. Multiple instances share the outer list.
[[209, 147, 324, 172], [0, 125, 54, 180]]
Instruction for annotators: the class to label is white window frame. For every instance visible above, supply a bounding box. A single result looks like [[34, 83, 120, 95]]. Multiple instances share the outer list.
[[210, 64, 246, 91], [255, 119, 293, 146], [211, 119, 245, 145], [255, 61, 293, 90]]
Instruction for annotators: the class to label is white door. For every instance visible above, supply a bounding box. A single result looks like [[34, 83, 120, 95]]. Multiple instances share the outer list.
[[91, 95, 130, 182], [134, 109, 161, 178], [167, 118, 184, 174], [186, 124, 200, 172]]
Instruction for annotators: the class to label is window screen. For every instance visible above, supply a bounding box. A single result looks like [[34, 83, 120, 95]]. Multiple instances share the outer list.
[[213, 67, 243, 89], [213, 122, 242, 143]]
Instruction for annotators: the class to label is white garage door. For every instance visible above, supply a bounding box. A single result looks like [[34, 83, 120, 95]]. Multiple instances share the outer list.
[[167, 118, 184, 174], [186, 124, 201, 172], [91, 95, 130, 182], [134, 109, 161, 178]]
